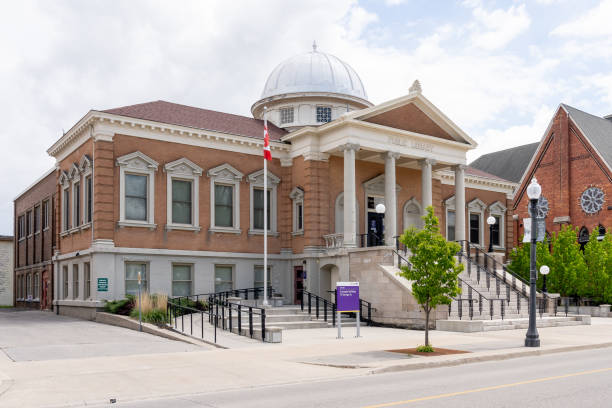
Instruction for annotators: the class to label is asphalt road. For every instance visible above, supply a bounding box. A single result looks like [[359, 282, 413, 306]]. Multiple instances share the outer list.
[[107, 347, 612, 408]]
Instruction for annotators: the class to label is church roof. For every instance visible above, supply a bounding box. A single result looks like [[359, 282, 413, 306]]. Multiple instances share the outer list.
[[469, 142, 539, 183], [103, 100, 287, 141], [562, 103, 612, 168], [465, 166, 513, 183]]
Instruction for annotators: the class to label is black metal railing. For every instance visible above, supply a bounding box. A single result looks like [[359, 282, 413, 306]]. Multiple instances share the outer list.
[[358, 232, 386, 248], [167, 287, 272, 343], [300, 288, 374, 326]]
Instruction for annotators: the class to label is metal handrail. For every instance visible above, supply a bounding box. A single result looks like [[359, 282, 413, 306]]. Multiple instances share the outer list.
[[300, 288, 375, 326]]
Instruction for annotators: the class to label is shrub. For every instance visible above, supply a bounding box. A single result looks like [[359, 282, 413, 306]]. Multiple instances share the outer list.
[[416, 344, 434, 353], [143, 309, 167, 326], [104, 296, 135, 316]]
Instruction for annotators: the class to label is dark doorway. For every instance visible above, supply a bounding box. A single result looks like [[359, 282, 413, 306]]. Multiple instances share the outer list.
[[367, 212, 384, 246], [294, 266, 304, 304], [578, 226, 589, 251]]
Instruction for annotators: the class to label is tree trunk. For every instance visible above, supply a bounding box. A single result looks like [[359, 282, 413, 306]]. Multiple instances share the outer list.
[[424, 303, 430, 347]]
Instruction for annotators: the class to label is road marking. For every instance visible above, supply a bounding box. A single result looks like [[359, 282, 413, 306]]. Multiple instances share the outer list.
[[362, 367, 612, 408]]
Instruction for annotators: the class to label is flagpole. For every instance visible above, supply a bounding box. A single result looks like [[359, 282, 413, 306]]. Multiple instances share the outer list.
[[263, 106, 269, 307]]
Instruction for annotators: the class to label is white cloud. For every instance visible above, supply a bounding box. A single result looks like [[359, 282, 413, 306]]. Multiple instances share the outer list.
[[551, 0, 612, 37], [467, 3, 531, 50]]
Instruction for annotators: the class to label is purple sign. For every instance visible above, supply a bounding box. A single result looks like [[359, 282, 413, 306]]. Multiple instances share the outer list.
[[336, 282, 360, 312]]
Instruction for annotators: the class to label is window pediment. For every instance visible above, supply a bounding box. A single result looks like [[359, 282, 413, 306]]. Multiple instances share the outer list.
[[362, 174, 401, 196], [207, 163, 243, 182], [444, 195, 455, 210], [68, 163, 80, 180], [59, 171, 70, 187], [468, 198, 486, 212], [488, 200, 507, 214], [116, 151, 159, 171], [164, 157, 203, 176], [289, 187, 304, 200], [79, 155, 92, 173], [247, 169, 280, 185]]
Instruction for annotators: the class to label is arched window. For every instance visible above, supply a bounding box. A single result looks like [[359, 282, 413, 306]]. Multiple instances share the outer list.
[[598, 224, 606, 241], [578, 226, 590, 251], [334, 193, 359, 234], [403, 198, 422, 231]]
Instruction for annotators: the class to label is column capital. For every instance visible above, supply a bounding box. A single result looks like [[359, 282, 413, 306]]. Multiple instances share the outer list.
[[382, 151, 401, 160], [453, 164, 467, 172], [340, 143, 360, 152], [419, 158, 437, 167]]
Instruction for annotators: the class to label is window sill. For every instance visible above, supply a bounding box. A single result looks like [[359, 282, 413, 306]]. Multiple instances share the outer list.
[[117, 221, 157, 230], [208, 227, 242, 235], [80, 223, 91, 231], [18, 237, 25, 242], [34, 231, 40, 235], [165, 224, 202, 232], [292, 231, 304, 236], [248, 229, 279, 237], [60, 227, 80, 237], [43, 227, 50, 232]]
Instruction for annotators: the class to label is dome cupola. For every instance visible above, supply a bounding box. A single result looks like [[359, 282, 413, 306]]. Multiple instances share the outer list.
[[252, 43, 372, 131]]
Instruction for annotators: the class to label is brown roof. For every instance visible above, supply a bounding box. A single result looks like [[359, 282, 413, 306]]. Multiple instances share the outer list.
[[102, 100, 287, 141], [466, 166, 513, 183]]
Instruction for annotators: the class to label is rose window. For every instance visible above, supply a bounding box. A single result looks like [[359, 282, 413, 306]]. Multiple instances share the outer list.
[[580, 187, 605, 214]]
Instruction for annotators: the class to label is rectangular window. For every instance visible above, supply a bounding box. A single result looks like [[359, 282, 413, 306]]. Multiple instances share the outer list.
[[297, 202, 303, 231], [63, 266, 68, 299], [280, 107, 294, 124], [18, 215, 25, 239], [491, 215, 501, 247], [63, 188, 70, 231], [74, 182, 80, 227], [26, 274, 31, 299], [125, 174, 148, 221], [34, 206, 40, 233], [26, 210, 32, 236], [73, 264, 79, 299], [253, 188, 271, 230], [316, 106, 332, 123], [214, 184, 234, 227], [172, 264, 193, 297], [172, 179, 192, 224], [254, 265, 270, 288], [42, 200, 49, 230], [84, 262, 91, 299], [85, 176, 92, 223], [447, 210, 456, 241], [33, 273, 39, 299], [469, 213, 480, 245], [214, 265, 233, 293], [125, 262, 147, 296]]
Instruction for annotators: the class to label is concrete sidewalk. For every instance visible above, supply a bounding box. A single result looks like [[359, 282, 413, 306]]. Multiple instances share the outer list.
[[1, 316, 611, 407]]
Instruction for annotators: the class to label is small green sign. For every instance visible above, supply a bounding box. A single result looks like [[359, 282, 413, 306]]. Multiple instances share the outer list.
[[97, 278, 108, 292]]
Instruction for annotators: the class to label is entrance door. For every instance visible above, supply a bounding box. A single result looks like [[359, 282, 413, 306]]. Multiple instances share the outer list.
[[294, 266, 304, 304], [367, 212, 385, 246]]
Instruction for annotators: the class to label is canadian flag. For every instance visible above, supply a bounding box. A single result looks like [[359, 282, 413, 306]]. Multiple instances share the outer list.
[[263, 122, 272, 161]]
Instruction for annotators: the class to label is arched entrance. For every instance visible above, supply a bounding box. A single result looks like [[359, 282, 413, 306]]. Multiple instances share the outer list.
[[319, 263, 339, 303]]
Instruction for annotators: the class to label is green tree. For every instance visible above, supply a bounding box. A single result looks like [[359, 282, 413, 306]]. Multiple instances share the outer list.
[[398, 206, 464, 348], [507, 239, 553, 291], [547, 226, 585, 297], [583, 228, 612, 303]]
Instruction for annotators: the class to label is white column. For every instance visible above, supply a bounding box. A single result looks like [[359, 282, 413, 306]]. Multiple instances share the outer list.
[[384, 152, 400, 245], [343, 143, 359, 247], [454, 164, 466, 241], [420, 158, 435, 214]]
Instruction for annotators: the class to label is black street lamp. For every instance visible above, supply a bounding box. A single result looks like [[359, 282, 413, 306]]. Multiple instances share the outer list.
[[525, 178, 541, 348], [487, 215, 496, 253], [540, 265, 549, 293]]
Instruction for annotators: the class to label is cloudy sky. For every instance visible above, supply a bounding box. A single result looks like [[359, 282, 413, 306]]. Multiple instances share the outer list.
[[1, 0, 611, 235]]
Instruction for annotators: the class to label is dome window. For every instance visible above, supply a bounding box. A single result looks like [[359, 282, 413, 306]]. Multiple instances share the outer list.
[[280, 107, 294, 124], [316, 106, 332, 123]]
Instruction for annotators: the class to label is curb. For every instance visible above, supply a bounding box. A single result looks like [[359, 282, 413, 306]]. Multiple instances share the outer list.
[[0, 370, 14, 399], [370, 342, 612, 374]]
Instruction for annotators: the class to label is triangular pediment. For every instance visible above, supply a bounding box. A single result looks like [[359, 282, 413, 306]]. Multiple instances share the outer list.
[[164, 157, 203, 176], [353, 93, 477, 146], [247, 168, 280, 185], [363, 103, 455, 141]]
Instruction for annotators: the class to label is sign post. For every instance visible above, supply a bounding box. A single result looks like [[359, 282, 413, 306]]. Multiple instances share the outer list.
[[138, 271, 142, 332], [336, 282, 360, 339]]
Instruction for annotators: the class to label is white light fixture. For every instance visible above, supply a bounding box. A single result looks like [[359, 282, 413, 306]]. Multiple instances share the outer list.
[[375, 203, 386, 214], [527, 177, 542, 200], [487, 216, 496, 225], [539, 265, 550, 275]]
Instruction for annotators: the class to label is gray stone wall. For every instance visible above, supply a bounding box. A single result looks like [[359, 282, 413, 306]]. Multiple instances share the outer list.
[[0, 240, 14, 306]]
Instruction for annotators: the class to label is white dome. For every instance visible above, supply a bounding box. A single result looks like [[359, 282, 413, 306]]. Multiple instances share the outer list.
[[260, 47, 368, 101]]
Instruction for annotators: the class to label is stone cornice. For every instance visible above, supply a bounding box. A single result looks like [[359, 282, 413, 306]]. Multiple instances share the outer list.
[[436, 169, 517, 195], [47, 111, 291, 161]]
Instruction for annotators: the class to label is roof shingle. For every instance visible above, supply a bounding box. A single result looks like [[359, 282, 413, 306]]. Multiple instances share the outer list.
[[469, 143, 539, 183], [102, 100, 287, 141], [562, 104, 612, 169]]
